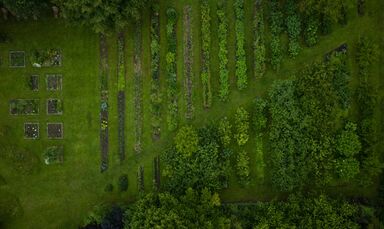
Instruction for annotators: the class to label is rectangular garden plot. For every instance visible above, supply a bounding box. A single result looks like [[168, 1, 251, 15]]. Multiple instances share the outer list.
[[9, 51, 25, 67], [43, 146, 64, 164], [24, 123, 39, 139], [46, 74, 62, 91], [9, 99, 39, 115], [47, 123, 63, 139], [31, 49, 62, 67], [27, 75, 39, 91], [47, 99, 63, 115]]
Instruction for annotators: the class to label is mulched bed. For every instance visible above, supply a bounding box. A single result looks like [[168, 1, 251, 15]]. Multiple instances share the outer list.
[[183, 6, 194, 120], [27, 75, 39, 91], [46, 74, 62, 91], [47, 123, 63, 139], [99, 34, 109, 172], [153, 156, 161, 190], [47, 99, 63, 115], [9, 51, 25, 67], [9, 99, 39, 115], [24, 123, 39, 139]]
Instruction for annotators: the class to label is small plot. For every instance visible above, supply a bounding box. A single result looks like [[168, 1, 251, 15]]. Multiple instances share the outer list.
[[47, 123, 63, 139], [47, 99, 63, 115], [31, 49, 62, 67], [46, 74, 62, 91], [27, 75, 39, 91], [9, 51, 25, 67], [24, 123, 39, 139], [43, 146, 64, 164], [9, 99, 39, 115]]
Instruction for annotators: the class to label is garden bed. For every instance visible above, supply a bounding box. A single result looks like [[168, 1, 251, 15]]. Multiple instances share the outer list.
[[134, 24, 143, 154], [9, 51, 25, 67], [24, 123, 39, 139], [46, 74, 62, 91], [47, 99, 63, 115], [153, 156, 160, 190], [31, 49, 62, 67], [117, 32, 126, 162], [43, 146, 64, 164], [27, 75, 39, 91], [137, 165, 144, 192], [47, 123, 63, 139], [9, 99, 39, 115]]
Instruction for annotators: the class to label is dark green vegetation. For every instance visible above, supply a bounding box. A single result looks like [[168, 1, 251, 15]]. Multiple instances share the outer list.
[[0, 0, 383, 228]]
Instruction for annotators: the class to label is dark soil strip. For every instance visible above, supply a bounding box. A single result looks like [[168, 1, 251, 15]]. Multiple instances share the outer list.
[[99, 34, 109, 172], [117, 32, 126, 162], [134, 23, 143, 154], [150, 4, 162, 140], [183, 6, 194, 120], [153, 156, 161, 190], [137, 165, 145, 192]]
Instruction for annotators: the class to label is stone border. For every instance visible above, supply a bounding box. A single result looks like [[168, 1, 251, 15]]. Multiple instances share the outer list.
[[46, 74, 63, 91], [9, 51, 26, 68], [46, 98, 63, 115], [47, 122, 64, 139], [24, 122, 39, 139]]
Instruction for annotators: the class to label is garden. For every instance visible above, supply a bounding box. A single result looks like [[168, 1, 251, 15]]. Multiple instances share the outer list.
[[0, 0, 383, 228]]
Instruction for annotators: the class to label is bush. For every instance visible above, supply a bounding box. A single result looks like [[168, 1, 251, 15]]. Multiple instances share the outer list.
[[304, 15, 319, 47], [218, 117, 232, 146], [236, 150, 250, 185], [175, 126, 199, 157], [118, 175, 128, 192], [270, 36, 282, 70], [234, 107, 249, 146], [254, 5, 266, 77], [200, 0, 212, 107], [285, 0, 301, 58], [269, 0, 283, 70]]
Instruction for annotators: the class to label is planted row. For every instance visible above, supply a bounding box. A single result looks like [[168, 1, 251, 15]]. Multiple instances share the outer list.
[[200, 0, 212, 107], [166, 8, 178, 131], [150, 3, 162, 140], [234, 0, 247, 90], [217, 3, 229, 101], [253, 1, 266, 78], [183, 6, 194, 119], [134, 23, 143, 154], [269, 0, 283, 70], [117, 32, 126, 161]]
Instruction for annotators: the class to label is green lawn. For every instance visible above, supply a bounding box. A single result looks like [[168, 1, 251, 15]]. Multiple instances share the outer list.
[[0, 0, 383, 228]]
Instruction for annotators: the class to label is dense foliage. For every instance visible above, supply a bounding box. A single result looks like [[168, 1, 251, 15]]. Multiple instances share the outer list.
[[2, 0, 48, 19], [253, 2, 266, 77], [269, 0, 283, 70], [234, 107, 249, 146], [285, 0, 301, 57]]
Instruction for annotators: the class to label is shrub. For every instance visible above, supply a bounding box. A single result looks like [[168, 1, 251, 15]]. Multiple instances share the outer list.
[[304, 15, 319, 47], [285, 0, 301, 58], [236, 150, 250, 185], [200, 0, 212, 107], [254, 5, 266, 77], [118, 175, 128, 192], [269, 0, 283, 70], [218, 117, 232, 146], [174, 126, 199, 157]]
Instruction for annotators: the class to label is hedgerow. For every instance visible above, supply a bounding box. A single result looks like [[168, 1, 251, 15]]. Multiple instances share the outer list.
[[253, 2, 266, 78], [269, 0, 283, 70], [200, 0, 212, 108], [217, 4, 229, 101], [234, 106, 249, 146], [285, 0, 301, 58], [234, 0, 247, 90]]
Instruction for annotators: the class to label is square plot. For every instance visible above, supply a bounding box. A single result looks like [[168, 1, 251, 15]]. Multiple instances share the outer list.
[[47, 123, 63, 139], [27, 75, 39, 91], [47, 99, 63, 115], [46, 74, 62, 91], [9, 51, 25, 67], [24, 123, 39, 139]]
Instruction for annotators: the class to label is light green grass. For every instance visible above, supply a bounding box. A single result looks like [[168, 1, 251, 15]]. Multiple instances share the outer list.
[[0, 0, 383, 227]]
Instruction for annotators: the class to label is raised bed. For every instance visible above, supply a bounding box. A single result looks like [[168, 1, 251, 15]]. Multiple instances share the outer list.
[[31, 49, 62, 67], [27, 75, 39, 91], [9, 99, 39, 115], [47, 123, 63, 139], [46, 74, 62, 91], [9, 51, 25, 67], [47, 99, 63, 115], [43, 146, 64, 164], [24, 123, 39, 139]]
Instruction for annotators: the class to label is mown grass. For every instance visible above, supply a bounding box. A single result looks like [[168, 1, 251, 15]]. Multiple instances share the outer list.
[[0, 0, 382, 227]]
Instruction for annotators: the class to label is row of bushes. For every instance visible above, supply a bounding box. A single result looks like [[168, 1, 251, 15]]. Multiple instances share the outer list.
[[253, 2, 266, 78], [166, 8, 179, 131], [150, 3, 162, 140], [234, 0, 247, 90], [134, 23, 143, 154], [269, 0, 283, 70], [200, 0, 212, 108], [285, 0, 301, 58], [217, 3, 229, 101]]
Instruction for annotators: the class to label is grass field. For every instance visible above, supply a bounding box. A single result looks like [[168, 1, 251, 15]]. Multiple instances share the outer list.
[[0, 0, 383, 228]]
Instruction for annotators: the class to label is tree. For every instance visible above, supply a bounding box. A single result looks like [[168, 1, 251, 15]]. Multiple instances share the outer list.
[[174, 126, 199, 157], [53, 0, 150, 33], [2, 0, 49, 20]]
